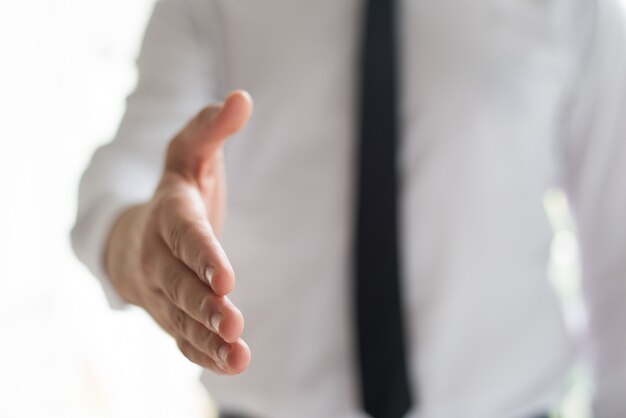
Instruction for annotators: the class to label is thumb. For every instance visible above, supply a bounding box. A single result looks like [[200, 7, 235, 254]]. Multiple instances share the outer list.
[[165, 90, 253, 181]]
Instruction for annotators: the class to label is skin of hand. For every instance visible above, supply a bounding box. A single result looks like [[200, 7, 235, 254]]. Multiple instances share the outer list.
[[104, 90, 253, 375]]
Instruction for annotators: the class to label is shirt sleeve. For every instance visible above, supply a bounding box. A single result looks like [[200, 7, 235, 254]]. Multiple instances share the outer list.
[[70, 0, 219, 309], [561, 1, 626, 416]]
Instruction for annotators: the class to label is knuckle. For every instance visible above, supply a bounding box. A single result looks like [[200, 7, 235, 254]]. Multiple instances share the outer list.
[[171, 308, 187, 335], [164, 267, 186, 303], [197, 295, 212, 318], [187, 245, 206, 279], [168, 220, 186, 257], [168, 219, 204, 260], [192, 327, 209, 350], [199, 329, 216, 352]]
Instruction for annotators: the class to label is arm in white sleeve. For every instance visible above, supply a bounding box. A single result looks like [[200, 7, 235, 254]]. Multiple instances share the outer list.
[[561, 1, 626, 416], [71, 0, 219, 308]]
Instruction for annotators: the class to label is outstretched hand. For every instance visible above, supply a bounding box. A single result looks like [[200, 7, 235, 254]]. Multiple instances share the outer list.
[[105, 91, 253, 374]]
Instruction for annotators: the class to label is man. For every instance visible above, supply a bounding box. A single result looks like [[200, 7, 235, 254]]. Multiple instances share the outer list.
[[72, 0, 626, 417]]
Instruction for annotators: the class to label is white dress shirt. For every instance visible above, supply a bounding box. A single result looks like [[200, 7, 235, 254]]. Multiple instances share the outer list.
[[71, 0, 626, 417]]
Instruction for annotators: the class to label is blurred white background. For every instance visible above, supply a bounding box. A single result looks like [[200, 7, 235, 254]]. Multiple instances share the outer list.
[[0, 0, 591, 417], [0, 0, 211, 417]]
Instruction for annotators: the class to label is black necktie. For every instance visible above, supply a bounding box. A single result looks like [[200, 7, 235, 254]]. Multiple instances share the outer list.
[[354, 0, 413, 417]]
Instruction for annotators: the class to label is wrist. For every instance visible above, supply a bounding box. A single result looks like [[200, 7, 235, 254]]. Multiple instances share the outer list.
[[104, 203, 148, 306]]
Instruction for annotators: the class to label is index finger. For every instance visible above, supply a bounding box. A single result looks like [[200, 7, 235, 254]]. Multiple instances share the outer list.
[[156, 187, 235, 296]]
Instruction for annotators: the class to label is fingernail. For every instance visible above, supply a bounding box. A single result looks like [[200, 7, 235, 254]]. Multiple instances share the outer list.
[[205, 266, 216, 288], [218, 344, 231, 365], [209, 312, 223, 333]]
